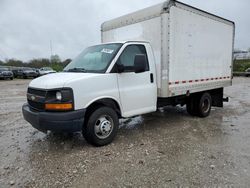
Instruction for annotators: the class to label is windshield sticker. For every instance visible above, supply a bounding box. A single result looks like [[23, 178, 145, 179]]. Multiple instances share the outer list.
[[101, 48, 114, 54]]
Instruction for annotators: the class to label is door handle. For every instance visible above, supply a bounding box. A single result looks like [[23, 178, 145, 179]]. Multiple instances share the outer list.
[[150, 73, 154, 83]]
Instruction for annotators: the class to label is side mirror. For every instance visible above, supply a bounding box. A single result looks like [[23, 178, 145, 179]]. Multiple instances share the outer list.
[[116, 63, 125, 73], [134, 54, 147, 73]]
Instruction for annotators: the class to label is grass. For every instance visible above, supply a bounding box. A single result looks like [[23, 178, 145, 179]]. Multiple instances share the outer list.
[[233, 59, 250, 72]]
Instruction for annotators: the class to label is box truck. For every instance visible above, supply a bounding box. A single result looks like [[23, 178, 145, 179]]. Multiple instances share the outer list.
[[22, 0, 235, 146]]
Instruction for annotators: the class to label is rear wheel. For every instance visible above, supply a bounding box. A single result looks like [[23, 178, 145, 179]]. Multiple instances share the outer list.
[[83, 107, 119, 146], [196, 93, 212, 118], [187, 93, 212, 118]]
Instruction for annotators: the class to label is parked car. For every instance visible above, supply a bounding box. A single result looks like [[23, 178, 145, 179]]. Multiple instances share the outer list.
[[17, 67, 39, 79], [0, 67, 14, 80], [245, 68, 250, 77], [11, 67, 21, 78], [38, 67, 56, 76]]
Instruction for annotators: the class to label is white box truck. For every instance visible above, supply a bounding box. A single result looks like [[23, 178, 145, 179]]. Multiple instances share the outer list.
[[22, 0, 235, 146]]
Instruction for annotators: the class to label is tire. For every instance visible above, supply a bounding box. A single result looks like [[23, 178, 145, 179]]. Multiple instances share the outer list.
[[83, 107, 119, 146], [196, 93, 212, 118], [10, 77, 13, 80]]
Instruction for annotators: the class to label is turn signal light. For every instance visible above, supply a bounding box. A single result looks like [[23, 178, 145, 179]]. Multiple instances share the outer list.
[[45, 103, 73, 111]]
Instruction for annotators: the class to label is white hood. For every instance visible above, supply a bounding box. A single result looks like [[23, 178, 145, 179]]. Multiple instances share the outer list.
[[29, 72, 99, 89]]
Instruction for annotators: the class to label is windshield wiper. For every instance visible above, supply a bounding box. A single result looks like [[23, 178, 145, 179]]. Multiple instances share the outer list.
[[66, 68, 86, 73]]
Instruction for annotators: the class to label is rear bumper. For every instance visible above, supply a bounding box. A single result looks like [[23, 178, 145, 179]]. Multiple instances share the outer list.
[[22, 104, 85, 133]]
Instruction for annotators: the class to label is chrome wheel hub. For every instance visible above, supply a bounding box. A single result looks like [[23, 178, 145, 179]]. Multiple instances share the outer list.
[[100, 120, 111, 133], [94, 116, 113, 139]]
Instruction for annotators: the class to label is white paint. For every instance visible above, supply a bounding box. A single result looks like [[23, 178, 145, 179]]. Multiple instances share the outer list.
[[114, 24, 143, 42], [169, 6, 234, 83]]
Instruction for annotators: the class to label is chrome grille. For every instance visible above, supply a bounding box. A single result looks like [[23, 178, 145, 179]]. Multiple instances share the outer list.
[[27, 88, 46, 111]]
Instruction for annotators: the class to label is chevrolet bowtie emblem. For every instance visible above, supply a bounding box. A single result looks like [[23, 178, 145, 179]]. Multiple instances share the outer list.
[[31, 95, 36, 101]]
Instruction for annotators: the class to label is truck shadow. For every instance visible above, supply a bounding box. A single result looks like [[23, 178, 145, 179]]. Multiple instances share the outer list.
[[28, 105, 202, 152]]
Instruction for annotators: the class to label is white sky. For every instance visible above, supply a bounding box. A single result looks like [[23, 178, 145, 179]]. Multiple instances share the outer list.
[[0, 0, 249, 61]]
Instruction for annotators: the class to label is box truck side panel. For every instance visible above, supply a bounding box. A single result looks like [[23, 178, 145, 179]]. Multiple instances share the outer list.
[[168, 6, 234, 96], [102, 17, 163, 90]]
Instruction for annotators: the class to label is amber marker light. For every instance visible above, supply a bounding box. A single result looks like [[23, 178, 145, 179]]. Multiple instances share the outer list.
[[45, 103, 73, 111]]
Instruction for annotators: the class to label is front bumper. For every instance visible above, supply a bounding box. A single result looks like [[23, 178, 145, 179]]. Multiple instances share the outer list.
[[24, 73, 38, 77], [22, 104, 86, 133], [0, 75, 13, 79]]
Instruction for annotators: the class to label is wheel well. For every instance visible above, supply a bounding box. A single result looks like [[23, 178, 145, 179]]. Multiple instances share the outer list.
[[84, 98, 122, 126], [187, 88, 224, 107]]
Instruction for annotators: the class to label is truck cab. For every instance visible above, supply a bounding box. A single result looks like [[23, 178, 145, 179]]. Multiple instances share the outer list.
[[22, 41, 157, 146]]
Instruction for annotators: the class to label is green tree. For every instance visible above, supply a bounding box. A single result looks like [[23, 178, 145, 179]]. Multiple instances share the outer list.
[[51, 55, 61, 64], [29, 58, 50, 68], [6, 59, 24, 67]]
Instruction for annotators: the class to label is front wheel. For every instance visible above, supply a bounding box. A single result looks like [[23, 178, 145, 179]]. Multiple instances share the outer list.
[[83, 107, 119, 146]]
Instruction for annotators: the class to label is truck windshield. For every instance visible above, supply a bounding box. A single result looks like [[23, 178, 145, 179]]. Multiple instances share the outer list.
[[64, 43, 122, 73]]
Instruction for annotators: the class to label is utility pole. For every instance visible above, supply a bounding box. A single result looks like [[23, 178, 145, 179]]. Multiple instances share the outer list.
[[50, 40, 53, 63], [50, 40, 53, 57]]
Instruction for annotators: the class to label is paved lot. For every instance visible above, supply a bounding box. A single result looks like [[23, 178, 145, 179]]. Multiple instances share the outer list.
[[0, 78, 250, 187]]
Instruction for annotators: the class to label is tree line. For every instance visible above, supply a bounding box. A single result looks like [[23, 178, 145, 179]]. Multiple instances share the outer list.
[[0, 57, 72, 72]]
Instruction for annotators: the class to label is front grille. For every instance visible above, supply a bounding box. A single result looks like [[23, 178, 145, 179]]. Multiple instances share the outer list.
[[28, 88, 46, 97], [27, 88, 47, 111], [27, 73, 36, 76], [3, 73, 11, 76], [28, 100, 45, 111]]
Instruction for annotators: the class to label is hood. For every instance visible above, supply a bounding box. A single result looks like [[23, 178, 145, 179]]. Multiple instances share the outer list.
[[41, 70, 55, 73], [24, 70, 35, 73], [29, 72, 99, 89], [0, 70, 12, 74]]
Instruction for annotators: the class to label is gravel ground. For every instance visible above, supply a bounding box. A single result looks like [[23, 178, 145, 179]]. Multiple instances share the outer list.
[[0, 77, 250, 188]]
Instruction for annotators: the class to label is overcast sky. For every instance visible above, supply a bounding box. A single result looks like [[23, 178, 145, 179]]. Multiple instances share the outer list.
[[0, 0, 249, 61]]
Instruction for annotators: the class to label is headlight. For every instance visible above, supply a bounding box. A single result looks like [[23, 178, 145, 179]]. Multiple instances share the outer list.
[[45, 89, 74, 111], [56, 91, 62, 101]]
